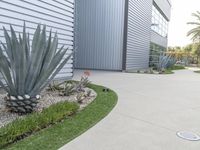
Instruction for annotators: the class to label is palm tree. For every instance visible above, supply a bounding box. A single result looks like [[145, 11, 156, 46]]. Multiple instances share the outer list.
[[187, 11, 200, 42]]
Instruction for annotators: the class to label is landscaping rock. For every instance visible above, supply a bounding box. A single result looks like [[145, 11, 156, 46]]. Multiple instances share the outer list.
[[0, 87, 97, 128]]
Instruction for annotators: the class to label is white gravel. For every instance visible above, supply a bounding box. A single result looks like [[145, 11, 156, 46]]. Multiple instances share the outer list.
[[0, 87, 97, 128]]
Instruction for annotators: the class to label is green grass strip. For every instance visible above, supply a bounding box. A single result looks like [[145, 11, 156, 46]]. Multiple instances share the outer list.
[[163, 69, 174, 74], [0, 102, 79, 149], [164, 65, 185, 74], [194, 70, 200, 73], [4, 84, 118, 150], [169, 65, 185, 70]]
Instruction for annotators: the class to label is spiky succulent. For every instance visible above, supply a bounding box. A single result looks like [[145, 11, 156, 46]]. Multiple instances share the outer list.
[[157, 54, 174, 72], [0, 24, 72, 113], [166, 56, 177, 68]]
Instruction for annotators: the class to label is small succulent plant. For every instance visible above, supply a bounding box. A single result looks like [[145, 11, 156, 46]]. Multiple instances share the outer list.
[[86, 90, 92, 97], [61, 83, 76, 96], [76, 92, 85, 104], [75, 76, 91, 92]]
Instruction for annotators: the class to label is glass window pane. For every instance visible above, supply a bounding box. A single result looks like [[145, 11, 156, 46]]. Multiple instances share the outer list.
[[151, 5, 169, 37]]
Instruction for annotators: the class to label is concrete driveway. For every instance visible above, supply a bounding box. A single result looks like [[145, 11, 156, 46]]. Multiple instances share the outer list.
[[60, 69, 200, 150]]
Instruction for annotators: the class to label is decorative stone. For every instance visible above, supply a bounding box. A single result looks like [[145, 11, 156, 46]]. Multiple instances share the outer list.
[[0, 86, 97, 127], [24, 95, 31, 99], [10, 96, 17, 101], [36, 95, 41, 100], [10, 102, 18, 107], [4, 96, 9, 101], [17, 101, 25, 106], [24, 100, 31, 105], [17, 96, 24, 100]]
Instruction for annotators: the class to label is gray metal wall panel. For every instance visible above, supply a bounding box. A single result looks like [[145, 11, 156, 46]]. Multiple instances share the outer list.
[[75, 0, 125, 70], [151, 31, 168, 48], [125, 0, 152, 70], [0, 0, 74, 80], [154, 0, 171, 20]]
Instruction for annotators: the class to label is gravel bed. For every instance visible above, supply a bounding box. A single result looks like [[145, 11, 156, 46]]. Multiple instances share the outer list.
[[0, 88, 97, 128]]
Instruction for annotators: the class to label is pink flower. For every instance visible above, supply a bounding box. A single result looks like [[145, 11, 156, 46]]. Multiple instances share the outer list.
[[84, 70, 91, 77]]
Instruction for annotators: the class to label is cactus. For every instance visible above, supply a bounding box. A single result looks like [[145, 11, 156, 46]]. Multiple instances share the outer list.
[[0, 24, 72, 114]]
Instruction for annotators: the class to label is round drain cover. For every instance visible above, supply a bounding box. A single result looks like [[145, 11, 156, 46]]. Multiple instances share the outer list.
[[177, 131, 200, 141]]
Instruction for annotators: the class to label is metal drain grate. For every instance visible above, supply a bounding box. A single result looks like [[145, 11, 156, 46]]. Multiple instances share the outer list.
[[177, 131, 200, 141]]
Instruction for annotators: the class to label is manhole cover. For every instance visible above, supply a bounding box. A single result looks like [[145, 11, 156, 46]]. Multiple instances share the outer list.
[[177, 131, 200, 141]]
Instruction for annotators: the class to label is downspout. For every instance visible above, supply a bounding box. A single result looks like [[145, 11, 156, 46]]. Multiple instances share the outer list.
[[122, 0, 129, 71]]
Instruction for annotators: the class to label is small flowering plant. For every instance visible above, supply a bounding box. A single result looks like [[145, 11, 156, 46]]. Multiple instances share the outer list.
[[74, 70, 91, 92], [83, 70, 91, 77]]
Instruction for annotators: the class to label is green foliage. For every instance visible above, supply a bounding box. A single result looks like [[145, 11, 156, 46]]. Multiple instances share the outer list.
[[169, 65, 185, 70], [166, 56, 177, 68], [194, 70, 200, 73], [3, 84, 117, 150], [75, 77, 91, 92], [167, 45, 198, 65], [163, 65, 185, 74], [187, 11, 200, 63], [63, 83, 76, 96], [163, 69, 174, 74], [0, 23, 72, 113], [156, 54, 176, 72], [187, 11, 200, 42], [183, 44, 193, 53], [0, 102, 79, 148], [192, 43, 200, 56], [49, 77, 91, 96], [0, 24, 72, 97], [76, 92, 85, 104]]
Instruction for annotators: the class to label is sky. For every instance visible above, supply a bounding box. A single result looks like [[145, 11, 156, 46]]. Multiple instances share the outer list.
[[168, 0, 200, 47]]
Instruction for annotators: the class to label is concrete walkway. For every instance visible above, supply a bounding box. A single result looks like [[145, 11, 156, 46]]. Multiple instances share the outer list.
[[60, 69, 200, 150]]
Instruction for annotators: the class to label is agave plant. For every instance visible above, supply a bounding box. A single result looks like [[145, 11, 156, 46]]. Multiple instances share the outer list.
[[0, 24, 72, 114], [166, 56, 177, 68], [156, 54, 172, 72]]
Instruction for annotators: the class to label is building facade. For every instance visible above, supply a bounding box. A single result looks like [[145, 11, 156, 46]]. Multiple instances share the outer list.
[[150, 0, 171, 67], [0, 0, 75, 80], [75, 0, 171, 71], [0, 0, 171, 82]]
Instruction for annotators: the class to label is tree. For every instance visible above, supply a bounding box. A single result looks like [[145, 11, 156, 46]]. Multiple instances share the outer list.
[[192, 43, 200, 63], [183, 44, 193, 53], [187, 11, 200, 42]]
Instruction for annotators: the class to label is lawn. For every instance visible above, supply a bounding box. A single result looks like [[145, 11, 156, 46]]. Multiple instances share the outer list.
[[3, 84, 118, 150], [164, 65, 186, 74], [164, 69, 174, 74], [194, 70, 200, 73], [168, 65, 185, 70]]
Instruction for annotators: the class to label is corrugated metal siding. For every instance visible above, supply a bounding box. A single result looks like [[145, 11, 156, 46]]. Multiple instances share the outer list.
[[151, 31, 168, 48], [75, 0, 125, 70], [0, 0, 74, 80], [125, 0, 152, 70], [154, 0, 171, 20]]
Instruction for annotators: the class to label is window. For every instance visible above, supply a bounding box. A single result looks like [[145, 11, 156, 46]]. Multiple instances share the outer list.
[[151, 5, 169, 37], [149, 43, 166, 67]]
